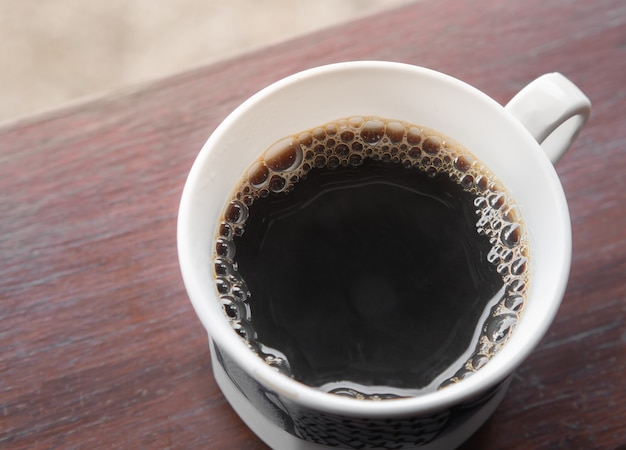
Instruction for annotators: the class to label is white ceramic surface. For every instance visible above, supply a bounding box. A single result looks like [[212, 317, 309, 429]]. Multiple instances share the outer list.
[[178, 61, 590, 448]]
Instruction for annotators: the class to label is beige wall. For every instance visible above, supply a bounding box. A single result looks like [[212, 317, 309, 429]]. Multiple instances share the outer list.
[[0, 0, 412, 123]]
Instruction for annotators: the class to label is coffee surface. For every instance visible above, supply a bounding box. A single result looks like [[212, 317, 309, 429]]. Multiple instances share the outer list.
[[213, 117, 529, 398]]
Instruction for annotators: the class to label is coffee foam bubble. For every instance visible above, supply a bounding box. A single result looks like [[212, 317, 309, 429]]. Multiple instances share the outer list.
[[213, 116, 530, 399]]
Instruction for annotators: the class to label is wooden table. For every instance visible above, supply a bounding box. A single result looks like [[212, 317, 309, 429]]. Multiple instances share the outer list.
[[2, 0, 624, 448]]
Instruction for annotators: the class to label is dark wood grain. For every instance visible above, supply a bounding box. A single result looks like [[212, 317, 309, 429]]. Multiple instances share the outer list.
[[1, 0, 625, 448]]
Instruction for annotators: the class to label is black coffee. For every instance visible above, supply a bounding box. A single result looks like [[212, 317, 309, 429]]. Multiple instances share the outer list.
[[214, 117, 529, 398]]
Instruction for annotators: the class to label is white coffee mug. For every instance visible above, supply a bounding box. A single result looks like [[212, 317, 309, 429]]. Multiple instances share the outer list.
[[178, 62, 590, 449]]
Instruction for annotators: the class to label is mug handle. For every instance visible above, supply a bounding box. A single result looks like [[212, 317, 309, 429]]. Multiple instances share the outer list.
[[504, 73, 591, 164]]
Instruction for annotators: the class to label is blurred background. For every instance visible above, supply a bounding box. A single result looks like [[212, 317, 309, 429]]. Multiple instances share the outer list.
[[0, 0, 413, 123]]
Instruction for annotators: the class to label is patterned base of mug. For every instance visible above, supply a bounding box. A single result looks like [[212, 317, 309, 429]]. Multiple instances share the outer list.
[[210, 340, 512, 449]]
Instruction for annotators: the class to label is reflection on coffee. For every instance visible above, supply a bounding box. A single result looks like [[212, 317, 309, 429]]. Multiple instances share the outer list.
[[213, 117, 529, 399]]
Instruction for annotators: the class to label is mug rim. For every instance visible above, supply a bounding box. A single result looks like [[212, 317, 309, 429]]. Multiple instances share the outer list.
[[177, 61, 571, 417]]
